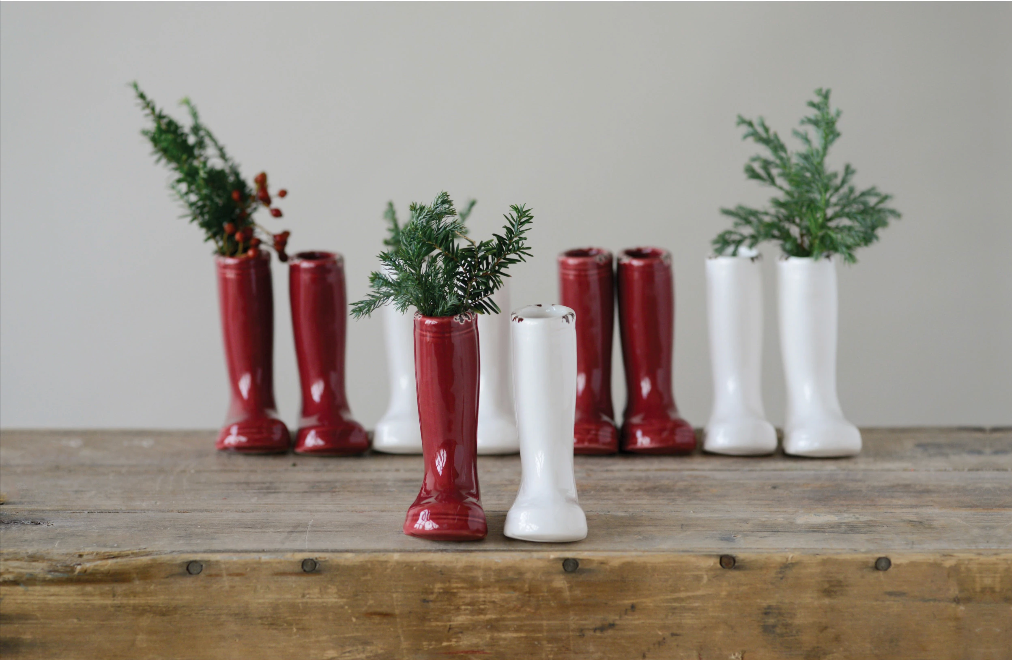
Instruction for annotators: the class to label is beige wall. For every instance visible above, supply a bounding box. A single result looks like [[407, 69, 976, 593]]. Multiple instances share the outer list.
[[2, 3, 1009, 430]]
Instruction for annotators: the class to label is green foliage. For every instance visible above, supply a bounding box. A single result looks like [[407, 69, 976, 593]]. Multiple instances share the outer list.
[[131, 82, 288, 258], [383, 198, 475, 248], [353, 192, 533, 319], [713, 89, 901, 263]]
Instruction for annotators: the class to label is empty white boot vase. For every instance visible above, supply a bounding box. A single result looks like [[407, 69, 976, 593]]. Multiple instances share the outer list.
[[704, 253, 777, 455], [372, 304, 422, 454], [477, 283, 520, 454], [778, 257, 861, 457], [505, 304, 587, 543]]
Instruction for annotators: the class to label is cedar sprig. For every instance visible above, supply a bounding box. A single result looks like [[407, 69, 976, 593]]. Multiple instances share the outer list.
[[382, 197, 475, 248], [131, 82, 292, 260], [353, 192, 532, 318], [713, 89, 901, 263]]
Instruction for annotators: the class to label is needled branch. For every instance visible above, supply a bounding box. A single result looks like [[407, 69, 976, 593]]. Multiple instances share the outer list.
[[713, 88, 901, 263], [353, 193, 533, 319]]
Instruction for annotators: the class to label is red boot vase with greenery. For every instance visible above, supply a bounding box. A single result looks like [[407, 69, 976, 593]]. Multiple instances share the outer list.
[[407, 313, 484, 539], [617, 247, 696, 454], [353, 192, 534, 541], [290, 251, 369, 455], [132, 83, 295, 453], [558, 248, 619, 454]]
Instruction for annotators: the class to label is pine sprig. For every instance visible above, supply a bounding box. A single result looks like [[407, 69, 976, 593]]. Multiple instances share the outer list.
[[713, 89, 901, 263], [131, 82, 291, 259], [353, 192, 533, 319]]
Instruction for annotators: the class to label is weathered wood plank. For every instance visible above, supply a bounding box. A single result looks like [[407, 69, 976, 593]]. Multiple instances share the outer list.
[[2, 552, 1009, 660], [2, 429, 1009, 554]]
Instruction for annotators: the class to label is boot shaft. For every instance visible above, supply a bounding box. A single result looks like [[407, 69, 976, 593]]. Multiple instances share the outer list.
[[414, 314, 481, 499], [558, 248, 615, 419], [216, 252, 278, 417], [289, 252, 351, 418], [617, 247, 677, 418], [777, 257, 843, 417], [706, 254, 765, 416]]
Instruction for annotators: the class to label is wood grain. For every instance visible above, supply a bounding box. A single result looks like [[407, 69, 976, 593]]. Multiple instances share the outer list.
[[1, 428, 1010, 658]]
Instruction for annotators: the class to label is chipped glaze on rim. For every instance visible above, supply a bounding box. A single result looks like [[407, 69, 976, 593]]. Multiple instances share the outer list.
[[618, 247, 672, 266], [290, 251, 344, 268], [558, 247, 613, 272], [215, 249, 272, 269], [414, 312, 478, 334], [511, 304, 575, 325]]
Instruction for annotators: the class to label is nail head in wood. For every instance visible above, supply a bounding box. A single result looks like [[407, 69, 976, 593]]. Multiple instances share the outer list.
[[186, 561, 203, 575], [720, 555, 736, 569], [302, 558, 318, 573], [875, 557, 892, 571], [562, 558, 579, 573]]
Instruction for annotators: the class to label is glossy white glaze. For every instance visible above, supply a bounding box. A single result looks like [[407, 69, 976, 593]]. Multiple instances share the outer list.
[[704, 254, 777, 455], [505, 304, 588, 543], [372, 303, 422, 454], [477, 283, 520, 455], [778, 257, 861, 457]]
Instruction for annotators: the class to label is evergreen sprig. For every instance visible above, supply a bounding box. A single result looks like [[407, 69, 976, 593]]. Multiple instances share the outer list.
[[131, 82, 290, 259], [382, 197, 475, 248], [713, 89, 901, 263], [353, 192, 533, 318]]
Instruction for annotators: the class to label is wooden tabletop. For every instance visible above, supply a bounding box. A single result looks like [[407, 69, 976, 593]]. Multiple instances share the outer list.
[[2, 428, 1010, 659]]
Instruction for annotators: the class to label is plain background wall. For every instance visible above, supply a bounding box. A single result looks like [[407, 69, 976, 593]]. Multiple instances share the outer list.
[[2, 3, 1010, 431]]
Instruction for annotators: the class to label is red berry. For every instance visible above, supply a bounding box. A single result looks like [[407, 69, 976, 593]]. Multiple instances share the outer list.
[[238, 210, 248, 220], [249, 237, 261, 248], [270, 208, 283, 218], [234, 230, 246, 243], [231, 190, 242, 203], [224, 223, 236, 235], [246, 248, 259, 258], [257, 189, 272, 205], [277, 189, 287, 198], [254, 172, 267, 188]]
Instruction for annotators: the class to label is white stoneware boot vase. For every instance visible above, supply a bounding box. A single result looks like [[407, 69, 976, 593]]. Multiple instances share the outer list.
[[505, 304, 588, 543], [477, 283, 520, 455], [778, 257, 861, 457], [704, 253, 777, 455], [373, 304, 422, 454]]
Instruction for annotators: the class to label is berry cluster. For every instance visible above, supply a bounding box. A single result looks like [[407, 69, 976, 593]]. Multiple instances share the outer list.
[[224, 171, 292, 261]]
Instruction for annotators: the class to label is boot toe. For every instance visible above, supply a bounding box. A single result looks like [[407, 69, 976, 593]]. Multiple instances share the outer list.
[[217, 419, 291, 453], [621, 417, 697, 454], [404, 495, 487, 541], [505, 498, 587, 542], [783, 420, 861, 457], [704, 418, 777, 456], [574, 418, 619, 455], [294, 421, 370, 455]]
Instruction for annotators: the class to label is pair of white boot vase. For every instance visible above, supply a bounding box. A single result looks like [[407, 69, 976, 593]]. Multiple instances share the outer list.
[[704, 253, 861, 458]]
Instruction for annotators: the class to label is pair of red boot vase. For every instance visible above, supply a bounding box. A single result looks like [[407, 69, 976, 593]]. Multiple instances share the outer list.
[[559, 247, 695, 455], [214, 251, 368, 456]]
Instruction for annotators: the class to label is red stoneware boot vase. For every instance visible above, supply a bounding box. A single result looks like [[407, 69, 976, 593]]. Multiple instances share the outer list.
[[558, 248, 619, 455], [215, 251, 291, 453], [403, 314, 487, 541], [289, 252, 369, 456], [617, 247, 696, 454]]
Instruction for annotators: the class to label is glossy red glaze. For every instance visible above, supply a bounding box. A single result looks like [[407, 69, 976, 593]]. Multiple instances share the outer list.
[[404, 314, 487, 541], [289, 252, 369, 456], [559, 248, 619, 455], [617, 247, 696, 454], [215, 251, 291, 453]]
